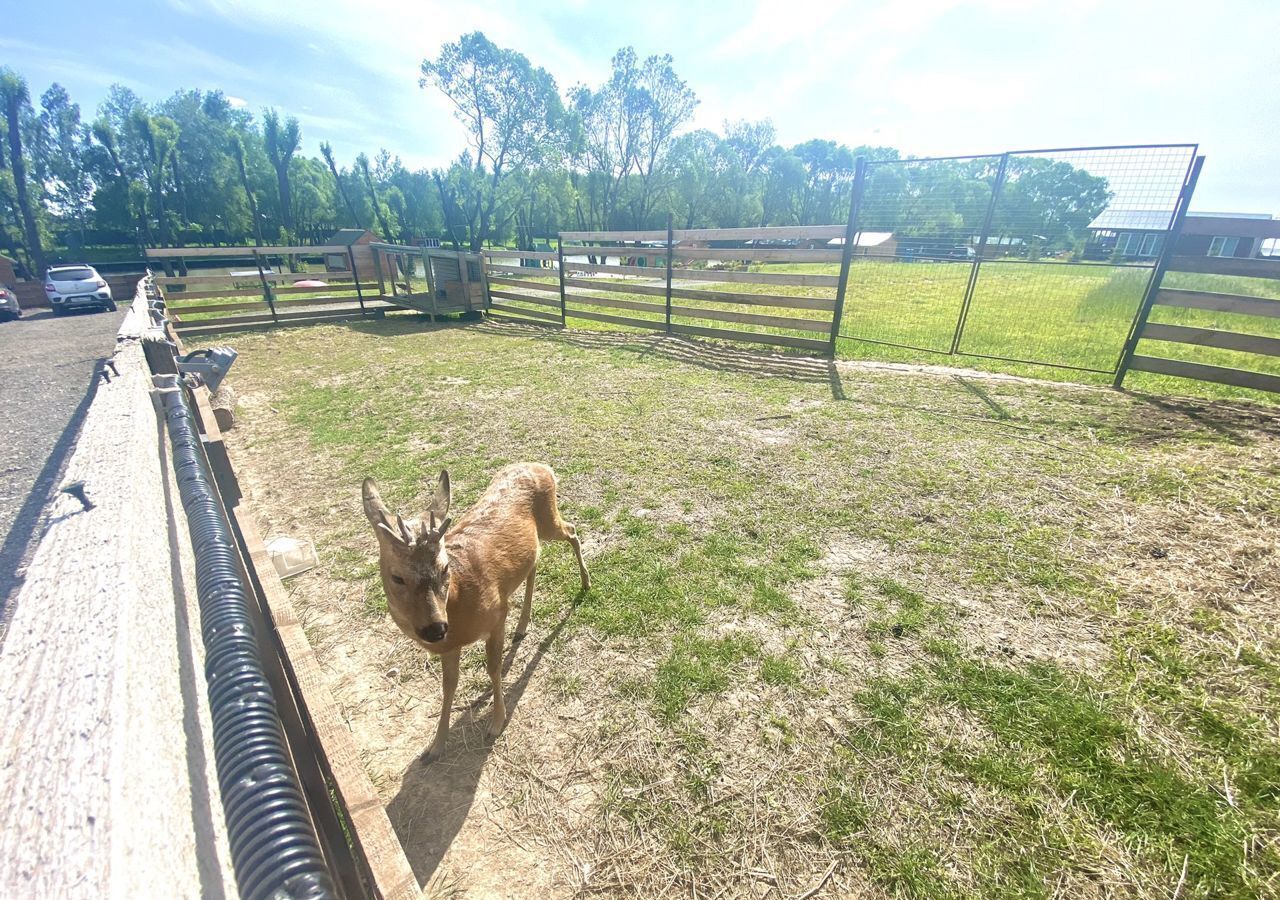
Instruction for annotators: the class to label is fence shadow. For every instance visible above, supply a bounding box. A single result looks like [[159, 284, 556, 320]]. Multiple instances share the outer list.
[[463, 319, 851, 400], [385, 597, 577, 888]]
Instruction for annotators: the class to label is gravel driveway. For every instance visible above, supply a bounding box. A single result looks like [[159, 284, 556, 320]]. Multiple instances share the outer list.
[[0, 307, 122, 620]]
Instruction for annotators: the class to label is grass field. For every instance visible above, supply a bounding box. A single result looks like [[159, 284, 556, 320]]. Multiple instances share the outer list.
[[493, 259, 1280, 404], [217, 319, 1280, 898]]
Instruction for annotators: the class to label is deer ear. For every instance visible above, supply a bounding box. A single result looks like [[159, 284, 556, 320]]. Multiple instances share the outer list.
[[426, 469, 451, 521], [362, 478, 393, 529]]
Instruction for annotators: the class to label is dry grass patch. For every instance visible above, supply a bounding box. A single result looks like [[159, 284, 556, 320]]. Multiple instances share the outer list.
[[216, 319, 1280, 898]]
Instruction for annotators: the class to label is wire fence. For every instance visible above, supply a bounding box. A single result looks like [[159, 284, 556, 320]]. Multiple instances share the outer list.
[[841, 144, 1199, 373]]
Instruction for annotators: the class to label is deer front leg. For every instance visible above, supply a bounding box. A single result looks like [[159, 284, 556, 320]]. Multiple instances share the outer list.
[[568, 526, 590, 592], [515, 568, 534, 639], [486, 631, 507, 738], [423, 649, 460, 763]]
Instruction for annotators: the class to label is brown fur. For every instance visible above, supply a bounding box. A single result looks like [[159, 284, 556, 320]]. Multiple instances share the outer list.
[[362, 463, 590, 761]]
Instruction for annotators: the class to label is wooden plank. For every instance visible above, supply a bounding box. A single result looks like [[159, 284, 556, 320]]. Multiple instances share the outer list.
[[146, 245, 347, 258], [669, 304, 830, 333], [1128, 355, 1280, 393], [672, 247, 843, 263], [484, 264, 558, 277], [565, 308, 663, 330], [1155, 288, 1280, 319], [560, 225, 846, 242], [561, 262, 669, 279], [670, 322, 829, 352], [670, 286, 836, 312], [163, 283, 375, 302], [486, 311, 559, 328], [1168, 255, 1280, 279], [1141, 322, 1280, 357], [487, 289, 561, 308], [668, 268, 840, 288], [218, 482, 420, 900], [488, 302, 562, 322], [156, 271, 355, 286], [486, 275, 561, 292], [563, 293, 667, 316], [482, 249, 559, 260], [563, 277, 668, 298], [170, 295, 391, 316], [560, 230, 668, 242]]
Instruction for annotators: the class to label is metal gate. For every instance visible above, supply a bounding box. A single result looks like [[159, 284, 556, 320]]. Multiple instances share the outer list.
[[839, 144, 1199, 374]]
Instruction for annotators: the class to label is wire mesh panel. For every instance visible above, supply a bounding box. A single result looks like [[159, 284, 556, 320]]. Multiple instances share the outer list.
[[840, 155, 1003, 353], [956, 145, 1197, 372]]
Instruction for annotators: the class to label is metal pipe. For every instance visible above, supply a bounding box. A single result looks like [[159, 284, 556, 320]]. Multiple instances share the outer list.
[[828, 156, 867, 357], [159, 384, 335, 900]]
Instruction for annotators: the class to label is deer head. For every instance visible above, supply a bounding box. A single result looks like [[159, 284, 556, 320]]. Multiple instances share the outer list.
[[362, 471, 453, 644]]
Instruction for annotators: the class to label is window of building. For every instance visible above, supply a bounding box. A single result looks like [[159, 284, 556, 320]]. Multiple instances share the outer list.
[[1139, 234, 1161, 257], [1261, 238, 1280, 258], [1208, 236, 1240, 257]]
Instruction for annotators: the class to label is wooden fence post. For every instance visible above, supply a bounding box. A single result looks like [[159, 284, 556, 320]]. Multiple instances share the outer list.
[[828, 157, 866, 357], [665, 214, 674, 333], [1114, 154, 1205, 388], [557, 237, 567, 326], [951, 152, 1009, 355]]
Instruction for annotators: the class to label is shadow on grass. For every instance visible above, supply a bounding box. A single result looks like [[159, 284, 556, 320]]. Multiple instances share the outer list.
[[385, 591, 580, 888], [340, 317, 1280, 447]]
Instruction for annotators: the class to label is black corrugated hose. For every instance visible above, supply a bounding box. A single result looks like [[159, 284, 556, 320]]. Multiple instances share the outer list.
[[162, 385, 336, 900]]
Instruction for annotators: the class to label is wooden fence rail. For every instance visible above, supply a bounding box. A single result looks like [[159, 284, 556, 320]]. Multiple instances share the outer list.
[[1116, 160, 1280, 396]]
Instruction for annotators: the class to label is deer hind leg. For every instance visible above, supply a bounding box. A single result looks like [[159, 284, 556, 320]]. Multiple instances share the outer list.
[[515, 566, 535, 639], [563, 523, 591, 592], [486, 631, 507, 738], [423, 649, 460, 763], [536, 479, 591, 591]]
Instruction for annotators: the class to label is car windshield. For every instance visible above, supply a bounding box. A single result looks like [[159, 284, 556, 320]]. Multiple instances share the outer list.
[[50, 267, 95, 281]]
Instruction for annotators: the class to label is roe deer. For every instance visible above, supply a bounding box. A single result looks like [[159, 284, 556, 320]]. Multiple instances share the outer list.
[[362, 463, 590, 761]]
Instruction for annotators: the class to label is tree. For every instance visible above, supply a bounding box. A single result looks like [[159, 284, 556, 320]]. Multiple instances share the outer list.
[[355, 152, 393, 238], [628, 52, 697, 228], [0, 68, 46, 272], [420, 31, 563, 250], [228, 133, 263, 246], [263, 108, 300, 239], [321, 141, 361, 228], [35, 85, 91, 248]]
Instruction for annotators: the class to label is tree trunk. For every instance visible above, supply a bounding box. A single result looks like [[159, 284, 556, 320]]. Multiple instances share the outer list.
[[3, 92, 45, 274], [275, 165, 293, 238]]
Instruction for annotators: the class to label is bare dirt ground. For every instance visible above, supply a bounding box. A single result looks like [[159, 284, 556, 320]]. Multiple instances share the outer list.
[[219, 320, 1279, 898]]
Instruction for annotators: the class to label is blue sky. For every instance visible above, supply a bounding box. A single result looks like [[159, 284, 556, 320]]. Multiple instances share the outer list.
[[3, 0, 1278, 213]]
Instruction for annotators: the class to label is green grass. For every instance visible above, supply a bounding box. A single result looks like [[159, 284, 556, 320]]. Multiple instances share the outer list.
[[216, 319, 1280, 897]]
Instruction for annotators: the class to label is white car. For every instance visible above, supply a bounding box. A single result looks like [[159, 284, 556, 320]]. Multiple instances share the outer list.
[[45, 265, 117, 315]]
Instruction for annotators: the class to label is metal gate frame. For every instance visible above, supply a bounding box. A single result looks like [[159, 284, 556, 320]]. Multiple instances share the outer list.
[[838, 144, 1200, 375]]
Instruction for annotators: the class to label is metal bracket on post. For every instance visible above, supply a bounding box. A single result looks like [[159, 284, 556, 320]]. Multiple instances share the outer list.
[[1114, 154, 1205, 388], [951, 153, 1009, 355], [829, 157, 867, 358], [665, 214, 674, 334], [176, 346, 238, 393], [347, 246, 367, 318], [557, 237, 567, 326], [253, 249, 278, 324]]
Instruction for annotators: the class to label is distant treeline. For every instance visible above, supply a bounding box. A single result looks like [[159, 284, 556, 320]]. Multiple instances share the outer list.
[[0, 33, 1108, 275]]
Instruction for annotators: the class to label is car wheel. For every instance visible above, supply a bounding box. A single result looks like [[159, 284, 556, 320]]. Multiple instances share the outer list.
[[104, 301, 118, 312]]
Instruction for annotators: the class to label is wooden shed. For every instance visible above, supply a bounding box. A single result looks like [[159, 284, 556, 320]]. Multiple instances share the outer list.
[[323, 228, 378, 280]]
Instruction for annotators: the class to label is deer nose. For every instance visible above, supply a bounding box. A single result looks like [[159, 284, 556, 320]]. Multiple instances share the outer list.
[[419, 622, 447, 643]]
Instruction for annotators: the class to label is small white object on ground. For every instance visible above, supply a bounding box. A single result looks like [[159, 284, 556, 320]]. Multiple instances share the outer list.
[[266, 535, 318, 578]]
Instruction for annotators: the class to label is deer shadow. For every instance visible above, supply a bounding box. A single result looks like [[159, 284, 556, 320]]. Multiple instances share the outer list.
[[385, 595, 577, 887]]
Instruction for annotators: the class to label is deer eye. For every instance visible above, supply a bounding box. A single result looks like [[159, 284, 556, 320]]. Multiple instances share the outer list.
[[390, 574, 406, 585]]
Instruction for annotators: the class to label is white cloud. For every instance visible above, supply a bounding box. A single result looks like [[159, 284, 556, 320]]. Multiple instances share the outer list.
[[227, 95, 248, 108]]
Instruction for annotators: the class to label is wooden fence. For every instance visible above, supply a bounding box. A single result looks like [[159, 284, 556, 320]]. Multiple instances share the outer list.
[[146, 245, 388, 337], [1116, 157, 1280, 395], [483, 222, 854, 355]]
